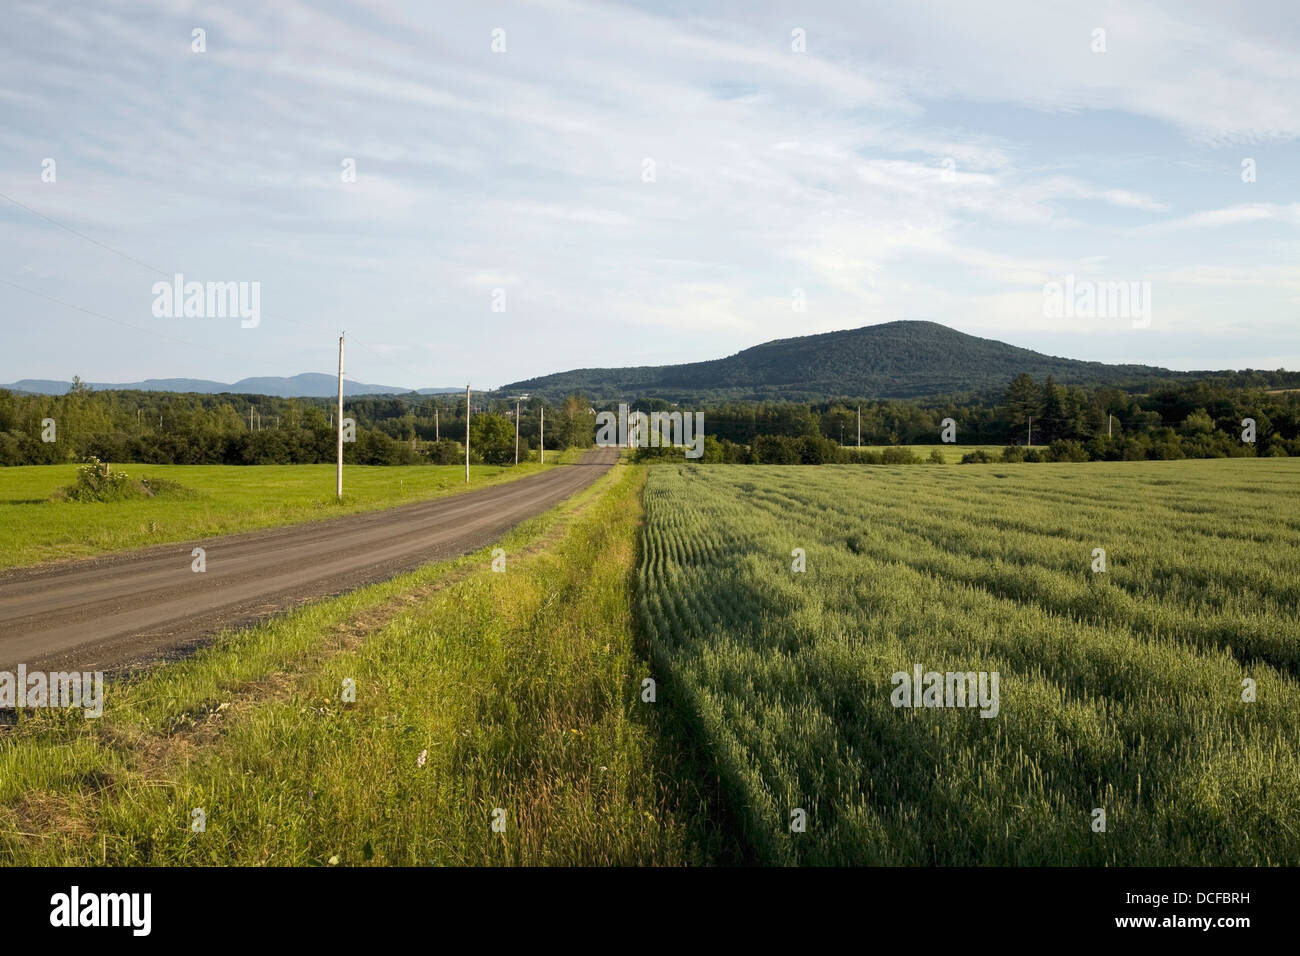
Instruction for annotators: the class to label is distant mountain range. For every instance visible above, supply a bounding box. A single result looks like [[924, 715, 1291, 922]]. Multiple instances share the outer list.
[[501, 320, 1248, 401], [0, 373, 462, 398], [6, 322, 1291, 403]]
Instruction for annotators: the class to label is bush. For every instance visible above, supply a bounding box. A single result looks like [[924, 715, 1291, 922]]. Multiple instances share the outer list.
[[1046, 440, 1089, 463], [138, 476, 199, 499], [61, 457, 142, 502], [753, 434, 800, 465], [844, 449, 883, 464], [928, 448, 947, 464], [960, 449, 997, 464], [796, 435, 840, 464], [1001, 445, 1026, 463], [881, 446, 917, 464], [425, 439, 465, 465]]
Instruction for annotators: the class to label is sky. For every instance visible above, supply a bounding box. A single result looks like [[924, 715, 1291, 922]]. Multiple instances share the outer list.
[[1, 0, 1297, 390]]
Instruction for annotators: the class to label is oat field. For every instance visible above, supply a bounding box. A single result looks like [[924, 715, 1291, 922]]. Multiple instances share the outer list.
[[636, 459, 1300, 865]]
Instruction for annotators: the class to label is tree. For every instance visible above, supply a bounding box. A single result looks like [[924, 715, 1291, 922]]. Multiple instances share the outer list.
[[1180, 408, 1215, 435], [1039, 377, 1068, 442], [1005, 373, 1039, 442], [560, 394, 595, 448], [470, 413, 515, 465]]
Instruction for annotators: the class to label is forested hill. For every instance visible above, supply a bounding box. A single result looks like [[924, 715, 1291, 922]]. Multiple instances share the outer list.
[[501, 320, 1281, 401]]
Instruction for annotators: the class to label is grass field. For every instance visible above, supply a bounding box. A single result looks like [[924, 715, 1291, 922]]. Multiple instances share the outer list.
[[0, 460, 730, 865], [6, 454, 1296, 867], [0, 449, 584, 570], [637, 458, 1300, 865]]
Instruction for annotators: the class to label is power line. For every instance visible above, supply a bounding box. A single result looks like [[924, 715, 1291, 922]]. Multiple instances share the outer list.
[[0, 189, 437, 388], [0, 189, 167, 276]]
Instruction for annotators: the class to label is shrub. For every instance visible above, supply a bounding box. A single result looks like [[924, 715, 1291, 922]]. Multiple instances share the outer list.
[[1046, 440, 1089, 463], [753, 434, 800, 465], [796, 435, 840, 464], [425, 439, 465, 465], [881, 446, 918, 465], [960, 449, 997, 464], [61, 457, 141, 502], [138, 476, 199, 499]]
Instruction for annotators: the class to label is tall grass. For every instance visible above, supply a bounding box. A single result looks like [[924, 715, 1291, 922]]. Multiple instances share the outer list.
[[637, 458, 1300, 865]]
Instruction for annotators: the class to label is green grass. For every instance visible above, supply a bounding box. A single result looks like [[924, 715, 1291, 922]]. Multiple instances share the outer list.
[[637, 457, 1300, 865], [8, 453, 1292, 867], [0, 461, 722, 866], [0, 448, 584, 570]]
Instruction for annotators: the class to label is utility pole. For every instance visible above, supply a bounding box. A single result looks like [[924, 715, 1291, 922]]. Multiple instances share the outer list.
[[857, 406, 861, 448], [435, 406, 439, 441], [1108, 414, 1113, 438], [249, 406, 253, 431], [515, 399, 520, 465], [1027, 415, 1033, 448], [336, 332, 344, 501], [465, 384, 470, 482], [539, 404, 544, 464]]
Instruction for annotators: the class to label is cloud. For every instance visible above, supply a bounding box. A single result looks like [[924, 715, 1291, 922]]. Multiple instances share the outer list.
[[1137, 203, 1300, 232], [0, 0, 1296, 384]]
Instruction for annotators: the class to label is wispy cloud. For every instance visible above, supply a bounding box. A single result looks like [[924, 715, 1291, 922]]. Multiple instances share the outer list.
[[0, 0, 1297, 384]]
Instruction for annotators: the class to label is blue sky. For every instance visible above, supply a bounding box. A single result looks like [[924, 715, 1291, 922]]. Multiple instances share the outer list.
[[1, 0, 1297, 389]]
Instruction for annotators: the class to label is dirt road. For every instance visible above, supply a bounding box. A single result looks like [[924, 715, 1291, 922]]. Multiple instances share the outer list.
[[0, 447, 619, 673]]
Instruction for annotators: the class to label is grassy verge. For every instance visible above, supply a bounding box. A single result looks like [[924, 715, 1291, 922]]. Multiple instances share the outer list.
[[0, 460, 722, 866], [0, 448, 584, 570]]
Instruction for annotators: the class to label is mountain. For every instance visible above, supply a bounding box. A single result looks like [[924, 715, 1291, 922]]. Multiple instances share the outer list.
[[500, 320, 1204, 401], [0, 374, 463, 398]]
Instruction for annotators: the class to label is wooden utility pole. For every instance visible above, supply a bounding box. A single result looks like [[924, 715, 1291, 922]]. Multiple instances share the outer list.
[[539, 404, 544, 464], [857, 406, 861, 448], [336, 333, 344, 501], [1108, 414, 1113, 438], [465, 384, 471, 482], [435, 406, 439, 441], [1027, 415, 1033, 447], [515, 399, 520, 465]]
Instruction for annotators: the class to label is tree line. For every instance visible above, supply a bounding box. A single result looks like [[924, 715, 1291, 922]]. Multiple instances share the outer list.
[[0, 381, 597, 467], [626, 374, 1300, 463], [3, 373, 1297, 466]]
